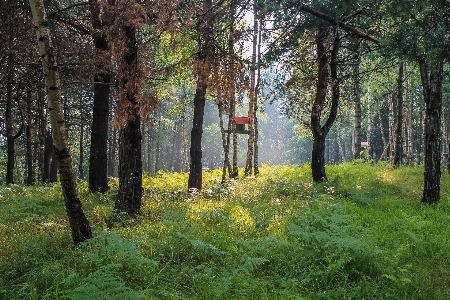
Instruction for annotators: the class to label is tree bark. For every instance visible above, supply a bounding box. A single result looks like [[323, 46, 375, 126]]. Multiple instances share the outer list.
[[6, 138, 16, 184], [114, 25, 142, 216], [310, 27, 340, 182], [298, 3, 378, 45], [231, 104, 238, 178], [107, 126, 117, 177], [42, 129, 53, 183], [181, 97, 190, 172], [50, 152, 58, 183], [392, 63, 404, 167], [115, 113, 142, 216], [188, 0, 214, 190], [366, 89, 373, 161], [188, 82, 207, 190], [245, 2, 259, 176], [78, 121, 84, 179], [29, 0, 92, 244], [254, 11, 264, 176], [3, 55, 24, 184], [221, 0, 235, 182], [25, 89, 35, 185], [311, 28, 329, 182], [175, 122, 184, 172], [387, 69, 395, 163], [155, 133, 160, 173], [446, 110, 450, 173], [352, 42, 361, 160], [88, 0, 111, 193], [419, 57, 443, 204], [219, 102, 230, 183]]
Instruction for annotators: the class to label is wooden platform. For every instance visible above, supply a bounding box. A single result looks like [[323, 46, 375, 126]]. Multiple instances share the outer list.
[[224, 130, 251, 134]]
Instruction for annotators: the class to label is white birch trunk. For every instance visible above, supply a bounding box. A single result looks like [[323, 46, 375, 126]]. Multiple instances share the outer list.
[[29, 0, 92, 244]]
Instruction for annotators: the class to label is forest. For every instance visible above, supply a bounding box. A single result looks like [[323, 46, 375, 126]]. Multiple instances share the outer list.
[[1, 0, 450, 298]]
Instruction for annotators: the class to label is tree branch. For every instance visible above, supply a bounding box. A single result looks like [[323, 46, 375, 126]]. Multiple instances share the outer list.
[[299, 3, 379, 45]]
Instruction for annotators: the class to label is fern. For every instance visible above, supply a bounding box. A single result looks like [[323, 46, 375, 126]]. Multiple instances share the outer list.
[[74, 232, 158, 290], [237, 255, 269, 274], [189, 239, 229, 258], [68, 264, 147, 300]]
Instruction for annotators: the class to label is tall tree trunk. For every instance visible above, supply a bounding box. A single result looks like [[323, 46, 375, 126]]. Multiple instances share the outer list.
[[337, 131, 345, 162], [311, 28, 329, 182], [155, 134, 160, 173], [4, 57, 14, 184], [404, 67, 414, 165], [312, 133, 327, 181], [30, 0, 92, 244], [26, 88, 35, 185], [141, 121, 147, 172], [221, 0, 235, 182], [173, 122, 183, 172], [366, 89, 373, 160], [114, 25, 142, 216], [393, 63, 404, 167], [245, 3, 259, 175], [253, 9, 264, 176], [388, 72, 395, 163], [115, 114, 142, 215], [188, 83, 207, 190], [88, 0, 111, 193], [37, 87, 46, 181], [50, 152, 58, 183], [78, 122, 84, 179], [447, 113, 450, 173], [219, 102, 230, 183], [352, 42, 362, 160], [181, 92, 189, 172], [419, 57, 443, 204], [6, 138, 16, 184], [253, 100, 259, 175], [42, 130, 53, 183], [310, 28, 340, 182], [188, 0, 214, 190], [147, 126, 156, 174], [169, 122, 178, 172], [4, 55, 24, 184], [231, 105, 238, 177], [107, 127, 117, 177], [379, 107, 387, 148]]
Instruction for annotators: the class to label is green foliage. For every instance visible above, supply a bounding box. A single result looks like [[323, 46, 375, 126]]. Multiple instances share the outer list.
[[69, 264, 147, 300], [1, 165, 450, 299]]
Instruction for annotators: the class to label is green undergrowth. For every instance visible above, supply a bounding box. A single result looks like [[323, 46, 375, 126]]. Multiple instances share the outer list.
[[1, 163, 450, 299]]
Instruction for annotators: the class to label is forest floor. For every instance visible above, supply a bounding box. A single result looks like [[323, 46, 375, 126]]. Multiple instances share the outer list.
[[1, 162, 450, 299]]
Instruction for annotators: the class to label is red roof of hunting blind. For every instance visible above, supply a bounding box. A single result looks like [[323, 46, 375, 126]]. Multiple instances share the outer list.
[[235, 117, 251, 124]]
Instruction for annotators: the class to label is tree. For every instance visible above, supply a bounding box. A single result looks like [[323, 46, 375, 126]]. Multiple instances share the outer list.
[[380, 0, 450, 203], [29, 0, 92, 244], [310, 27, 340, 182], [419, 57, 443, 204], [265, 1, 379, 182], [25, 88, 35, 185], [245, 1, 263, 176], [392, 63, 404, 166], [88, 0, 113, 193], [0, 1, 31, 184], [352, 41, 362, 160], [2, 65, 24, 184], [188, 0, 215, 191], [112, 2, 144, 216]]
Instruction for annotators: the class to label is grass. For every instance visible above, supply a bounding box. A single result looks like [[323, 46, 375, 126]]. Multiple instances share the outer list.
[[1, 163, 450, 299]]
